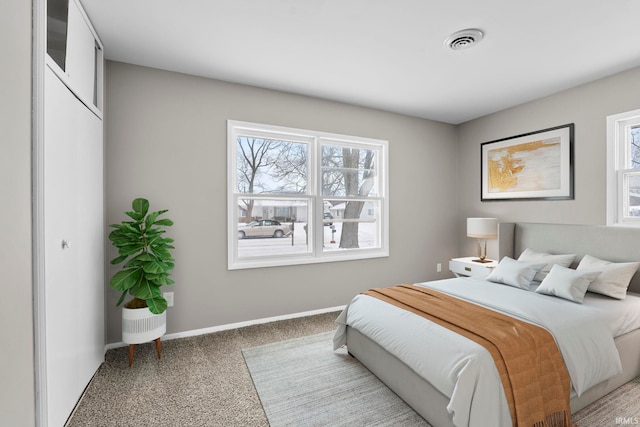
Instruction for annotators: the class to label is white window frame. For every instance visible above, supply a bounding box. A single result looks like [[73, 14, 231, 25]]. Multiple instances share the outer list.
[[606, 108, 640, 226], [227, 120, 389, 270]]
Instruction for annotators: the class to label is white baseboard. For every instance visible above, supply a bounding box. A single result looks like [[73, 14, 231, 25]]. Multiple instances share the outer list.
[[104, 305, 345, 351]]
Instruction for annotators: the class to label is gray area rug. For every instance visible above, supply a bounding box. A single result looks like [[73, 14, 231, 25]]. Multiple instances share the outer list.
[[242, 331, 430, 427], [244, 331, 640, 427]]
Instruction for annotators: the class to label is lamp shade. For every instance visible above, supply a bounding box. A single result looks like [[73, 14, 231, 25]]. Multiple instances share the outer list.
[[467, 218, 498, 238]]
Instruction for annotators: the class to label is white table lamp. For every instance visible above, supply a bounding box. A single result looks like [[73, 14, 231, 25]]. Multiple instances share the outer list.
[[467, 218, 498, 263]]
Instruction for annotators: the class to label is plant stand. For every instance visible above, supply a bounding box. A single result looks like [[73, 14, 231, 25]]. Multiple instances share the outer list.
[[128, 338, 162, 367], [122, 307, 166, 367]]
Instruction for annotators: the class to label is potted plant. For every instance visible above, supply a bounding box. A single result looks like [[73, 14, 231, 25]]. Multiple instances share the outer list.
[[108, 198, 175, 364]]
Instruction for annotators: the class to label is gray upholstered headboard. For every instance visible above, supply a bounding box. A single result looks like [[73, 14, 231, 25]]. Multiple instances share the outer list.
[[498, 222, 640, 294]]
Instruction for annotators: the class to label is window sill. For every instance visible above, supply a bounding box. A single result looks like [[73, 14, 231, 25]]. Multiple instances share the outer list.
[[228, 249, 389, 270]]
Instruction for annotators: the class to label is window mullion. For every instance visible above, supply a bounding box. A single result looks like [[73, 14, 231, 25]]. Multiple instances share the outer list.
[[314, 138, 326, 256]]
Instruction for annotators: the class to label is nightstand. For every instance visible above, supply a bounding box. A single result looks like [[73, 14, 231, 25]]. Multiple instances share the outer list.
[[449, 257, 498, 278]]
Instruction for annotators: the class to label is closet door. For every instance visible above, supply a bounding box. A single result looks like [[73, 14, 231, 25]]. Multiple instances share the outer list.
[[44, 66, 79, 427], [74, 91, 104, 389], [44, 66, 104, 427]]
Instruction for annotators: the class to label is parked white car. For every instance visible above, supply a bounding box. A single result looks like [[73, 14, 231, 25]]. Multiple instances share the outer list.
[[237, 220, 291, 239]]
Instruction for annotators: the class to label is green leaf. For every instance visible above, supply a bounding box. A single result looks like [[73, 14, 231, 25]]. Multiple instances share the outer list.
[[108, 231, 128, 241], [121, 222, 140, 234], [131, 252, 154, 262], [125, 210, 144, 221], [146, 234, 162, 245], [151, 247, 172, 259], [132, 198, 150, 217], [154, 218, 174, 227], [146, 296, 168, 315], [123, 252, 154, 268], [145, 211, 161, 229], [130, 277, 162, 300], [110, 268, 142, 291], [116, 290, 128, 306], [147, 274, 173, 286], [143, 259, 169, 274], [110, 254, 128, 265], [110, 237, 137, 248], [119, 244, 144, 257], [123, 259, 143, 269], [150, 237, 172, 245]]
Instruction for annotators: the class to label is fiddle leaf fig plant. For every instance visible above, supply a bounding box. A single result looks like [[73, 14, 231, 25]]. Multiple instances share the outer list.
[[109, 198, 175, 314]]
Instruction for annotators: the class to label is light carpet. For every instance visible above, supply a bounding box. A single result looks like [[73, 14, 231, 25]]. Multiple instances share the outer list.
[[244, 331, 640, 427], [572, 376, 640, 426], [242, 331, 430, 427]]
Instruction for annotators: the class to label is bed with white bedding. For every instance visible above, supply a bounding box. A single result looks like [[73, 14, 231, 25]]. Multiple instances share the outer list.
[[334, 223, 640, 427]]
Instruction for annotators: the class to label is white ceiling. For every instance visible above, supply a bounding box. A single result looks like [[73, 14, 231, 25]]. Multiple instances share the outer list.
[[81, 0, 640, 124]]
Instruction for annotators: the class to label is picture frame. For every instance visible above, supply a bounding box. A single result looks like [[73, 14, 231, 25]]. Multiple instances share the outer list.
[[481, 123, 574, 201]]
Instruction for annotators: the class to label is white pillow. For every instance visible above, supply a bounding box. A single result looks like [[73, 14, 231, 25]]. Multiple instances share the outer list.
[[517, 248, 576, 282], [576, 254, 640, 300], [486, 257, 546, 290], [535, 264, 601, 303]]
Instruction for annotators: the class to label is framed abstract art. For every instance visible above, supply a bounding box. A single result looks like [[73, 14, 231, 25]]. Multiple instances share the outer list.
[[481, 124, 574, 201]]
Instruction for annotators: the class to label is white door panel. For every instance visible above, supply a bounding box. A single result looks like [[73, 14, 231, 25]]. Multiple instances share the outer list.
[[74, 102, 104, 389], [44, 65, 104, 427], [65, 0, 96, 105], [44, 66, 80, 427]]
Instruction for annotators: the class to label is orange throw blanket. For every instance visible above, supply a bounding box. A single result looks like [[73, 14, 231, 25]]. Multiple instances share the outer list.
[[364, 284, 571, 427]]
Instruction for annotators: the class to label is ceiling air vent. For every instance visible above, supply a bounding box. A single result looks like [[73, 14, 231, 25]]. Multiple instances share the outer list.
[[444, 29, 484, 50]]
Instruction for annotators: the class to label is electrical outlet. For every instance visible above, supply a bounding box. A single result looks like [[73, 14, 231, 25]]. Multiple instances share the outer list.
[[436, 263, 442, 273], [163, 292, 174, 307]]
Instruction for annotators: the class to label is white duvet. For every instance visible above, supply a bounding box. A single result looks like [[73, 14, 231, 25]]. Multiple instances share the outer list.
[[334, 277, 640, 427]]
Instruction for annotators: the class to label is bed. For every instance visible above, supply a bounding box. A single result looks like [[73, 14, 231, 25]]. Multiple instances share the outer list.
[[334, 222, 640, 427]]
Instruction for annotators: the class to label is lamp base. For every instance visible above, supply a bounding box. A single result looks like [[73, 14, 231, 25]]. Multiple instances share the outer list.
[[472, 258, 493, 263]]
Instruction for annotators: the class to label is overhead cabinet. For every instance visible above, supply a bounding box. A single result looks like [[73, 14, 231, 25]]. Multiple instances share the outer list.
[[47, 0, 103, 113]]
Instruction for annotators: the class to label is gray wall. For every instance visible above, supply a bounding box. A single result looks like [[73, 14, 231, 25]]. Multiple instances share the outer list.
[[105, 61, 459, 343], [0, 0, 35, 425], [456, 66, 640, 259]]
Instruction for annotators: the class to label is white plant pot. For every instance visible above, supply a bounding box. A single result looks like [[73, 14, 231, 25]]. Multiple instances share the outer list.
[[122, 307, 166, 344]]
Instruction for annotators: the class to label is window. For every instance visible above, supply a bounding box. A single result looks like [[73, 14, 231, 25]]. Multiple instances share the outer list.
[[607, 108, 640, 225], [47, 0, 69, 70], [227, 121, 389, 269]]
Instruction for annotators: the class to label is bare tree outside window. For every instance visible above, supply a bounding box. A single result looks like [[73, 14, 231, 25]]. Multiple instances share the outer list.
[[631, 125, 640, 169], [236, 137, 307, 220], [627, 126, 640, 217], [322, 145, 377, 249]]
